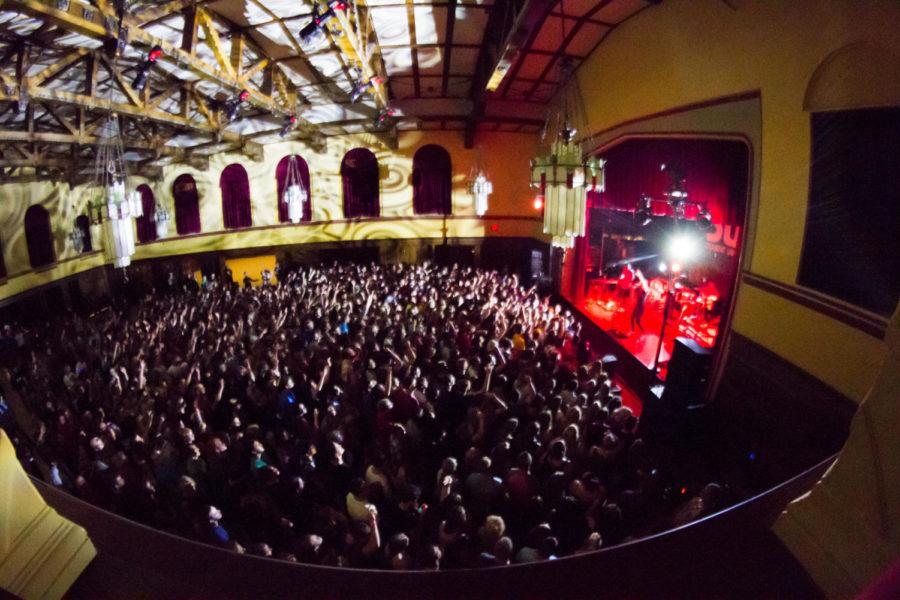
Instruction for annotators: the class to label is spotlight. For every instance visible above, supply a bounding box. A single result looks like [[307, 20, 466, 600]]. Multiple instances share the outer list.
[[132, 66, 149, 92], [298, 1, 347, 48], [666, 233, 701, 263], [374, 107, 395, 127], [351, 76, 382, 103], [223, 90, 250, 122], [280, 114, 298, 138], [658, 262, 667, 273], [132, 45, 163, 93], [533, 195, 544, 211]]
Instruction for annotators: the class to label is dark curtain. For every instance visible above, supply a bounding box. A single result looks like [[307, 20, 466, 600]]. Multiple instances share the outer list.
[[798, 108, 900, 316], [75, 214, 92, 252], [341, 148, 380, 218], [135, 184, 157, 243], [221, 164, 253, 229], [0, 236, 6, 279], [412, 144, 452, 215], [173, 174, 201, 235], [24, 205, 55, 268], [599, 138, 748, 229], [275, 155, 312, 222]]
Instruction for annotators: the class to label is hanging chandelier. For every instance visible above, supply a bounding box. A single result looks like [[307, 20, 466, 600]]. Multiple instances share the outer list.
[[155, 199, 171, 239], [530, 12, 604, 249], [467, 147, 493, 217], [283, 155, 309, 224], [86, 62, 143, 268]]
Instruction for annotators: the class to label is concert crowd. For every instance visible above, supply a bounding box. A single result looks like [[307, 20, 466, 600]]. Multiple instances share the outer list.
[[3, 262, 725, 570]]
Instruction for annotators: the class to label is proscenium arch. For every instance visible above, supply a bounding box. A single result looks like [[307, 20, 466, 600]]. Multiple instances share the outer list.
[[412, 144, 453, 216], [341, 148, 380, 218]]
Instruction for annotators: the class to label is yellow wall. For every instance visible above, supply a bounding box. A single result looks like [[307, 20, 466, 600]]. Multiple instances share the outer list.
[[574, 0, 899, 401], [0, 129, 543, 301]]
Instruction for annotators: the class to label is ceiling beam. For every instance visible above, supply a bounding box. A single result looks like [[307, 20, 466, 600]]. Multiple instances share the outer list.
[[4, 0, 297, 119], [441, 0, 457, 98], [520, 0, 614, 100]]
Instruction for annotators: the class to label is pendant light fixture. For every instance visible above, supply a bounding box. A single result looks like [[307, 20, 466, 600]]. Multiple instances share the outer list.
[[283, 155, 309, 224], [530, 0, 604, 249]]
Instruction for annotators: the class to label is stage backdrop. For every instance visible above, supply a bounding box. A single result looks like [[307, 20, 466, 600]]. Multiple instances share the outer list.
[[596, 138, 749, 297]]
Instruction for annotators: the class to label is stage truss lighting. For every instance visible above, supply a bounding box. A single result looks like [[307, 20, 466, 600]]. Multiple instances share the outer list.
[[223, 90, 250, 123], [131, 45, 163, 93], [298, 1, 347, 49], [280, 114, 298, 138]]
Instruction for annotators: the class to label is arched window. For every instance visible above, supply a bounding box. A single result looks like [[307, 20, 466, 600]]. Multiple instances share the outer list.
[[173, 174, 201, 235], [276, 155, 312, 222], [24, 205, 55, 268], [220, 164, 252, 229], [75, 214, 92, 252], [412, 144, 452, 215], [341, 148, 380, 218], [135, 184, 157, 243]]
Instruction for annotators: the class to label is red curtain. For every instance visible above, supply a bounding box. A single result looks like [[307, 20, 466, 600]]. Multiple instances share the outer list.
[[599, 138, 748, 229], [275, 155, 312, 222], [341, 148, 380, 218], [0, 236, 6, 279], [173, 174, 201, 235], [24, 205, 55, 268], [135, 184, 157, 243], [412, 144, 452, 215], [75, 214, 92, 252], [221, 164, 253, 229]]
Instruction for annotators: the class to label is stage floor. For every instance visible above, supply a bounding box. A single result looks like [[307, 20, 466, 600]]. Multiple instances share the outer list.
[[578, 295, 675, 380]]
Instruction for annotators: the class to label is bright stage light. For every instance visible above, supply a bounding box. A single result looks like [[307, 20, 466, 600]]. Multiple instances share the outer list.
[[658, 262, 667, 273], [666, 233, 701, 263], [533, 195, 544, 211]]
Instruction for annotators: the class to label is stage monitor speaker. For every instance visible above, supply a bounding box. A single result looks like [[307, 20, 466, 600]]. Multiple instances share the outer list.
[[661, 337, 712, 409]]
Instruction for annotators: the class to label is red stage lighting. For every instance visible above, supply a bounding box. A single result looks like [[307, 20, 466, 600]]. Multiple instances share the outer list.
[[148, 45, 163, 63], [533, 195, 544, 211], [490, 223, 499, 232]]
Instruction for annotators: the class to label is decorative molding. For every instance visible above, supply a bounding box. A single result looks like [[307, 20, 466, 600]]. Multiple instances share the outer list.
[[741, 271, 889, 340]]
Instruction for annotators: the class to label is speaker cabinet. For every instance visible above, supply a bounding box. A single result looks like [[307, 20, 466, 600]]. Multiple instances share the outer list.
[[662, 337, 712, 409]]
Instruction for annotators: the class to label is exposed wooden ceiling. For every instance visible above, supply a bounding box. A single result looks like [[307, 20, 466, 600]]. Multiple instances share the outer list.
[[0, 0, 652, 184]]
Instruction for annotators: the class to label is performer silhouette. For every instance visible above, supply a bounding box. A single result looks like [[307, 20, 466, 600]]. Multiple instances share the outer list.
[[630, 269, 648, 334]]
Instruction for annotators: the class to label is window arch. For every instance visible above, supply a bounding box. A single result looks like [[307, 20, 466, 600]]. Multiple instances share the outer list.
[[276, 155, 312, 222], [341, 148, 380, 218], [412, 144, 452, 215], [75, 214, 92, 252], [220, 164, 252, 229], [135, 184, 157, 243], [24, 205, 55, 268], [173, 174, 201, 235]]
